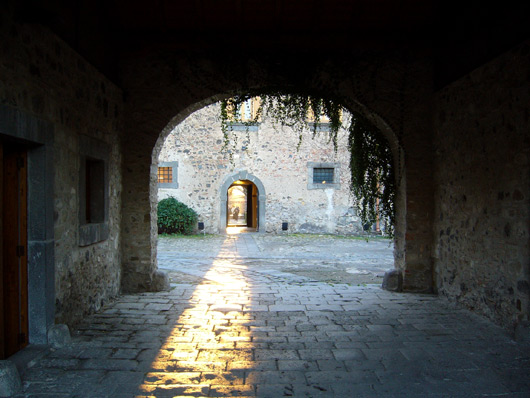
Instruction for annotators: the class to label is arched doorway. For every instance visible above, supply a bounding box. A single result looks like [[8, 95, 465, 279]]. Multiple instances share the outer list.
[[219, 171, 266, 233], [227, 180, 258, 230]]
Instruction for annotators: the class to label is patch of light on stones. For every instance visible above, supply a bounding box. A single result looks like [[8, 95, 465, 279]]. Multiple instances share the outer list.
[[138, 237, 255, 394]]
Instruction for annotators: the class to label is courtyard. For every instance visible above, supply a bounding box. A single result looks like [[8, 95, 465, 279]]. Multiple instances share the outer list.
[[157, 232, 394, 287]]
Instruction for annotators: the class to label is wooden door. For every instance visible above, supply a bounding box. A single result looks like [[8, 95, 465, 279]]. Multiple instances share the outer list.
[[246, 184, 252, 228], [1, 142, 28, 359], [251, 184, 259, 230]]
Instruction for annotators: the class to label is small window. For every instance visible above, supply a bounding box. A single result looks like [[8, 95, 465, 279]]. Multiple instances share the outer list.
[[85, 158, 105, 223], [224, 97, 261, 132], [78, 135, 110, 246], [313, 168, 334, 184], [228, 97, 260, 122], [157, 162, 179, 188], [239, 98, 254, 122], [307, 162, 340, 190], [157, 166, 172, 183]]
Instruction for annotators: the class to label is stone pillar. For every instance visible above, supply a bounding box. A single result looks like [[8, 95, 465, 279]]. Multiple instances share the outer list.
[[400, 61, 435, 293], [120, 129, 168, 293], [402, 160, 435, 293]]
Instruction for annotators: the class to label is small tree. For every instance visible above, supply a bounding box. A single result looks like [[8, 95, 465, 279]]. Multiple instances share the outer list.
[[157, 197, 198, 235]]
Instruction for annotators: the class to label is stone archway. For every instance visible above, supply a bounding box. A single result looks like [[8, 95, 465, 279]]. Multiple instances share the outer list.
[[219, 170, 266, 233], [123, 53, 433, 295]]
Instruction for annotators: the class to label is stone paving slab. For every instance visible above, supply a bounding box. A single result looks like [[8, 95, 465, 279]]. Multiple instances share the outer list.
[[11, 233, 530, 397]]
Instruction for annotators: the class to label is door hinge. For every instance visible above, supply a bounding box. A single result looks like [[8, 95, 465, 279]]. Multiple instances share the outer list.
[[16, 245, 25, 257], [18, 333, 26, 345]]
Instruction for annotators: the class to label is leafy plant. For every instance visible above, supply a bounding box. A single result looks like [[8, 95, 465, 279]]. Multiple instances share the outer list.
[[220, 92, 397, 236], [157, 197, 198, 235]]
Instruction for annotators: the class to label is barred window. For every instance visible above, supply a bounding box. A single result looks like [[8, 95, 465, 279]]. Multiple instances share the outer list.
[[158, 167, 172, 183], [307, 162, 340, 190], [313, 168, 334, 184], [157, 162, 179, 188]]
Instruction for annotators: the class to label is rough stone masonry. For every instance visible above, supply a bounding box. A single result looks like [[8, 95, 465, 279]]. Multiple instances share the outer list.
[[157, 103, 367, 235]]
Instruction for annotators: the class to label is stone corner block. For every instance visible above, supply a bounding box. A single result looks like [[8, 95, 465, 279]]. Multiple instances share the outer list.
[[121, 270, 151, 293], [47, 324, 72, 348], [514, 321, 530, 344], [151, 270, 170, 292], [382, 269, 403, 292], [0, 360, 21, 397], [402, 264, 433, 293]]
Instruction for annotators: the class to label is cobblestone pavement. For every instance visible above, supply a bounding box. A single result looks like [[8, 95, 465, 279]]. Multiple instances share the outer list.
[[157, 233, 395, 286], [12, 233, 530, 397]]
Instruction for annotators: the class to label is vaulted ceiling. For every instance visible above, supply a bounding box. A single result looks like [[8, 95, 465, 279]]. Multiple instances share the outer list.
[[13, 0, 530, 89]]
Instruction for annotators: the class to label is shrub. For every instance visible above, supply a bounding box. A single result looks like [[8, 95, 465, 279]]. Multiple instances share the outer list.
[[157, 197, 198, 235]]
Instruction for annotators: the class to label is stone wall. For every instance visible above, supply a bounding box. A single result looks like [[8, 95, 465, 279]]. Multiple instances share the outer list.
[[434, 41, 530, 329], [0, 12, 123, 327], [157, 104, 365, 235]]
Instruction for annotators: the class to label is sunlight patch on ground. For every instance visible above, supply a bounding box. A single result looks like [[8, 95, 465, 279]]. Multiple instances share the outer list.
[[139, 237, 255, 395]]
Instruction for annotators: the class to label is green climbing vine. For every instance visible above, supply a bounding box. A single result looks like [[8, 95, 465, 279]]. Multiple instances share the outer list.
[[220, 92, 396, 236], [348, 114, 395, 236]]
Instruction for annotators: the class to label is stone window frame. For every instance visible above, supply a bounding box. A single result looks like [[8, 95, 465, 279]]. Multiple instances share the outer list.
[[157, 161, 179, 188], [78, 135, 110, 246], [219, 170, 266, 233], [225, 123, 259, 132], [307, 162, 341, 190], [307, 122, 332, 132]]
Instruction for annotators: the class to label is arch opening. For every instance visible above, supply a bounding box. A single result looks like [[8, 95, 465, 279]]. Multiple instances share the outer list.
[[146, 86, 406, 294], [218, 171, 266, 234], [152, 89, 404, 236]]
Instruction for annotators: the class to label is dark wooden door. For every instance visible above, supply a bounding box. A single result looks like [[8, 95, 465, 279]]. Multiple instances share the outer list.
[[1, 142, 28, 359], [246, 184, 252, 228], [253, 184, 259, 230]]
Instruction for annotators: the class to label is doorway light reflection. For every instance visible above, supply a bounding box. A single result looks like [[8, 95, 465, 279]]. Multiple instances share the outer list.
[[226, 226, 257, 234]]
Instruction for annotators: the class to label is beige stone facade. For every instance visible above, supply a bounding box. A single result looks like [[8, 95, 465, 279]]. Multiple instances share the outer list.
[[157, 104, 367, 235]]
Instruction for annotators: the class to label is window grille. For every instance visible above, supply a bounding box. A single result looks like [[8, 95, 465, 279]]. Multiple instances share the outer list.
[[313, 167, 334, 184], [158, 167, 172, 183]]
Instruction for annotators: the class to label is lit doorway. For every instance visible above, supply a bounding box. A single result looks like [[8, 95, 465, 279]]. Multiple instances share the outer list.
[[227, 180, 258, 231]]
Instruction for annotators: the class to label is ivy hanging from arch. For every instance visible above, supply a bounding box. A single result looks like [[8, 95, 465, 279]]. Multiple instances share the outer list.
[[220, 92, 396, 236]]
